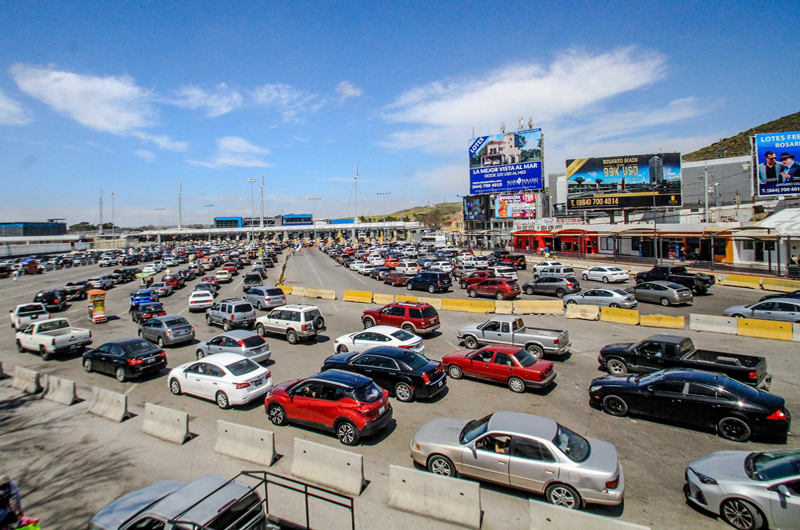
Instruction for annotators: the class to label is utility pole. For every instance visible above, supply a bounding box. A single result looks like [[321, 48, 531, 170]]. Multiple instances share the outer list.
[[703, 161, 709, 223], [99, 189, 104, 235], [178, 183, 183, 231], [110, 192, 116, 243], [354, 164, 359, 225], [247, 178, 256, 242], [260, 175, 265, 228]]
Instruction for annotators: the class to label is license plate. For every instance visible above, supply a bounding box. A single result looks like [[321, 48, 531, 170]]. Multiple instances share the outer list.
[[437, 380, 443, 387], [379, 405, 386, 415], [147, 358, 155, 364], [253, 379, 262, 386]]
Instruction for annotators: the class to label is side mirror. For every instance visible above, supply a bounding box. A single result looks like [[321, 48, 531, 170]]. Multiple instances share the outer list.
[[777, 484, 792, 498], [646, 385, 654, 393]]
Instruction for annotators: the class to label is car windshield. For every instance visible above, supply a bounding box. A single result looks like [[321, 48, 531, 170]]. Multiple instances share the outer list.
[[745, 450, 800, 481], [265, 288, 284, 297], [722, 377, 761, 401], [225, 359, 260, 377], [353, 382, 383, 403], [38, 319, 68, 332], [234, 304, 253, 313], [391, 329, 415, 341], [553, 424, 591, 462], [304, 309, 322, 321], [460, 414, 492, 444], [165, 317, 189, 328], [241, 335, 265, 348], [141, 303, 163, 312], [636, 372, 665, 385], [513, 349, 537, 367], [124, 340, 156, 356], [671, 267, 688, 274], [403, 353, 429, 371]]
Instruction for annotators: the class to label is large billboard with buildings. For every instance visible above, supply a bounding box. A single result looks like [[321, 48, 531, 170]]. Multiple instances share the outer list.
[[494, 192, 536, 219], [463, 195, 489, 221], [566, 153, 682, 210], [469, 128, 543, 194], [753, 132, 800, 197]]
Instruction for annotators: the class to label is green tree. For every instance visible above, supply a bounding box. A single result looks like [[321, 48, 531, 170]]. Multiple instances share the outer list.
[[574, 176, 585, 189]]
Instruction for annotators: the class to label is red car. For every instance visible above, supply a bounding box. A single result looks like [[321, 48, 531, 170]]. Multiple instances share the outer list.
[[264, 370, 393, 445], [201, 275, 219, 291], [384, 272, 410, 287], [362, 302, 440, 335], [442, 344, 556, 393], [384, 257, 400, 269], [466, 278, 521, 300], [458, 270, 495, 289], [162, 274, 185, 290], [222, 262, 238, 275]]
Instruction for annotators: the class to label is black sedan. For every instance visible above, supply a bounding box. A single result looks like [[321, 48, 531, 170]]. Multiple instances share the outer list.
[[321, 346, 447, 402], [131, 302, 166, 323], [589, 369, 790, 442], [83, 338, 167, 382], [760, 289, 800, 302]]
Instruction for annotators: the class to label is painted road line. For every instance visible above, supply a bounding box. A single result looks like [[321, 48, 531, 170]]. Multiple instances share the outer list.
[[305, 251, 325, 286]]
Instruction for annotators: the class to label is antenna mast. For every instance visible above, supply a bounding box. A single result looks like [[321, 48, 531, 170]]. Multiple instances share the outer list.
[[354, 164, 359, 225], [260, 175, 265, 228], [99, 189, 104, 235], [178, 183, 183, 230]]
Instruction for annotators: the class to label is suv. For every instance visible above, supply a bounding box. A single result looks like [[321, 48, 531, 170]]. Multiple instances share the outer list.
[[532, 266, 576, 281], [33, 289, 67, 311], [467, 278, 521, 300], [406, 271, 452, 293], [244, 286, 287, 310], [361, 302, 440, 335], [242, 272, 263, 292], [255, 304, 326, 344], [206, 299, 256, 331], [522, 277, 581, 298]]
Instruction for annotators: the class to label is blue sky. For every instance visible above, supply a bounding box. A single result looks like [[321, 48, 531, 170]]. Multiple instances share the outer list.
[[0, 0, 796, 227]]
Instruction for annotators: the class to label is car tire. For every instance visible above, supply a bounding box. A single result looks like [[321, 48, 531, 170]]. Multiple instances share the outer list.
[[508, 377, 526, 393], [337, 344, 348, 353], [460, 281, 468, 289], [464, 336, 479, 349], [427, 284, 436, 294], [427, 455, 457, 477], [525, 286, 534, 295], [336, 420, 359, 446], [660, 297, 671, 306], [406, 282, 413, 290], [402, 323, 415, 333], [268, 403, 288, 426], [83, 358, 93, 372], [196, 349, 205, 359], [533, 275, 540, 281], [566, 299, 577, 305], [602, 276, 609, 283], [468, 289, 477, 298], [546, 483, 582, 510], [394, 382, 415, 402], [256, 324, 266, 336], [363, 317, 375, 329], [170, 379, 182, 395], [447, 365, 463, 379], [495, 291, 505, 300], [314, 317, 325, 331], [718, 417, 752, 442], [609, 303, 621, 308], [137, 329, 143, 338], [720, 498, 764, 530], [40, 345, 52, 361], [606, 358, 628, 374], [222, 320, 231, 332], [16, 340, 25, 353], [287, 330, 298, 344], [257, 301, 263, 310], [115, 367, 127, 383], [581, 273, 588, 280], [157, 337, 165, 348], [602, 395, 629, 416], [556, 289, 566, 298], [206, 314, 213, 326], [216, 391, 230, 409]]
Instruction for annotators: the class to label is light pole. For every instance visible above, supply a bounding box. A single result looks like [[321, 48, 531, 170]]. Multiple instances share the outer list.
[[308, 196, 321, 242], [204, 204, 214, 243], [377, 192, 391, 241], [714, 183, 720, 222], [109, 192, 116, 246], [153, 208, 164, 228], [247, 178, 256, 241]]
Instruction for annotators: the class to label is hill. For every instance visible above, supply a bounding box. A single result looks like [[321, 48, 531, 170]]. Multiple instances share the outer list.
[[357, 201, 462, 223], [683, 111, 800, 161]]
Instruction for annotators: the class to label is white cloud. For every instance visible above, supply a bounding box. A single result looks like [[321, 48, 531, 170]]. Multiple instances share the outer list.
[[134, 149, 156, 161], [336, 81, 363, 104], [0, 88, 30, 125], [169, 83, 243, 117], [131, 131, 189, 151], [189, 136, 271, 168], [250, 83, 324, 121]]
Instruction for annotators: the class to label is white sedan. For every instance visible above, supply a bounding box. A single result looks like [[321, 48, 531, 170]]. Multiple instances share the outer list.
[[168, 352, 273, 409], [581, 266, 629, 283], [188, 290, 215, 312], [334, 325, 424, 355], [431, 261, 454, 273]]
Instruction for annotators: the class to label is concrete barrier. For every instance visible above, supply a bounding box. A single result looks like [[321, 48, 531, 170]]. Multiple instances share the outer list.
[[88, 387, 131, 422], [639, 314, 685, 330], [529, 500, 650, 530], [291, 438, 365, 496], [388, 465, 481, 530], [291, 286, 307, 297], [372, 293, 394, 305], [277, 285, 293, 294], [565, 304, 600, 320], [794, 323, 800, 343], [214, 420, 276, 466], [513, 300, 564, 315], [11, 366, 42, 394], [342, 290, 373, 304], [141, 403, 191, 444], [416, 296, 443, 310], [688, 314, 738, 335], [737, 318, 793, 341], [0, 361, 4, 378], [395, 295, 418, 303], [762, 277, 800, 293], [42, 375, 78, 406], [441, 298, 495, 314], [495, 300, 514, 315], [304, 288, 337, 300], [720, 274, 762, 290], [600, 307, 640, 326]]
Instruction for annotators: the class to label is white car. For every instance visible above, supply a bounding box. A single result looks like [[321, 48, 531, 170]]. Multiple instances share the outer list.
[[532, 261, 563, 273], [9, 303, 50, 330], [369, 256, 385, 267], [153, 261, 166, 271], [350, 261, 367, 272], [88, 276, 114, 289], [431, 261, 453, 273], [396, 261, 420, 275], [360, 264, 376, 275], [168, 352, 273, 409], [188, 290, 215, 312], [333, 325, 424, 354], [142, 264, 157, 274], [581, 266, 630, 283], [490, 266, 518, 281]]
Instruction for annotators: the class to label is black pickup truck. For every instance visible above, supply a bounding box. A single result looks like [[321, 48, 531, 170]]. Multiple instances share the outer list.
[[64, 280, 90, 300], [597, 335, 772, 389], [635, 266, 715, 295]]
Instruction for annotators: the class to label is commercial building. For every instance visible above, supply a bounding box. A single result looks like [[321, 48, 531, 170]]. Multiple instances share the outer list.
[[0, 220, 67, 237]]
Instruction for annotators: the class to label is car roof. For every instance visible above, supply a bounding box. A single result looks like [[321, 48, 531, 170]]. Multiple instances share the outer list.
[[146, 475, 251, 524], [219, 329, 260, 339], [363, 325, 411, 335], [195, 352, 251, 365], [391, 302, 431, 308], [90, 480, 186, 529], [362, 345, 423, 360], [308, 369, 372, 388], [479, 344, 524, 354], [282, 304, 319, 311], [761, 298, 800, 304], [490, 315, 522, 323], [487, 411, 558, 439], [108, 337, 153, 348]]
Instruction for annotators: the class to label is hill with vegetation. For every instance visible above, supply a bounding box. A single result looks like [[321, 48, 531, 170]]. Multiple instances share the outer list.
[[684, 111, 800, 162], [353, 201, 462, 223]]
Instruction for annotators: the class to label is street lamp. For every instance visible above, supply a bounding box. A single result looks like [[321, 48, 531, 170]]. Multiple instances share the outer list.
[[308, 196, 321, 241], [110, 192, 116, 243], [204, 204, 214, 243], [247, 178, 256, 241], [377, 192, 391, 240]]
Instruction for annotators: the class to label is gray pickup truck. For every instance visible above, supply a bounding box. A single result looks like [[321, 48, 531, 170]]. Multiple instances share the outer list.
[[457, 316, 570, 359]]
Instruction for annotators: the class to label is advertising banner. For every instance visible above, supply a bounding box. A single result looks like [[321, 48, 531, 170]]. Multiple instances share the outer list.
[[463, 195, 489, 221], [494, 192, 536, 219], [566, 153, 682, 210], [469, 128, 543, 194], [754, 132, 800, 196]]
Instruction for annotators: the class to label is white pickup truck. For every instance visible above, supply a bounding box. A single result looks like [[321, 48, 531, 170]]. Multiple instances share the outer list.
[[15, 318, 93, 360]]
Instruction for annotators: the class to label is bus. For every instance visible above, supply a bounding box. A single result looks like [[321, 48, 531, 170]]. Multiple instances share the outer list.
[[420, 235, 446, 248]]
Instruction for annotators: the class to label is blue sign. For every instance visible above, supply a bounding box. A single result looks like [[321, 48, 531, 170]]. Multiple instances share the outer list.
[[469, 129, 544, 194], [754, 131, 800, 197]]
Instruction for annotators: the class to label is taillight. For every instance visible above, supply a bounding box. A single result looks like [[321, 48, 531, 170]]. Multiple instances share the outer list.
[[749, 371, 758, 380], [302, 324, 311, 331], [554, 339, 559, 345], [231, 314, 235, 321], [399, 344, 413, 349], [234, 382, 251, 389], [166, 330, 173, 336], [52, 338, 56, 346], [159, 352, 166, 358], [423, 372, 430, 383], [767, 410, 787, 421], [605, 477, 619, 489], [128, 358, 144, 366]]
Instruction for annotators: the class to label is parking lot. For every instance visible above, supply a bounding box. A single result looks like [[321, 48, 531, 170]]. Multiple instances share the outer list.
[[0, 251, 798, 529]]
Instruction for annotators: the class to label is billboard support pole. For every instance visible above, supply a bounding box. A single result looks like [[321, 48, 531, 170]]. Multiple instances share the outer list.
[[704, 161, 709, 223]]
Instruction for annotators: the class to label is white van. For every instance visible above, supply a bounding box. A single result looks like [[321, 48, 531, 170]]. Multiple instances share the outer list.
[[396, 261, 420, 275], [490, 266, 518, 281]]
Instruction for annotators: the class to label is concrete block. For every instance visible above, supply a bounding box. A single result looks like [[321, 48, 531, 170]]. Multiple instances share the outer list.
[[720, 274, 762, 289], [388, 465, 481, 530], [12, 366, 42, 394], [416, 296, 442, 310], [513, 300, 564, 315], [762, 277, 800, 293], [495, 300, 514, 315], [689, 314, 739, 335], [0, 361, 4, 378], [639, 314, 685, 330], [277, 285, 293, 294], [42, 375, 78, 406], [600, 307, 640, 326], [304, 288, 337, 300], [372, 293, 394, 305], [88, 387, 131, 422], [395, 295, 418, 303], [737, 318, 793, 341], [565, 304, 599, 321], [530, 500, 650, 530], [291, 438, 364, 496], [342, 290, 373, 304], [441, 298, 495, 314], [141, 403, 191, 445], [292, 286, 307, 297], [795, 323, 800, 343], [214, 420, 276, 466]]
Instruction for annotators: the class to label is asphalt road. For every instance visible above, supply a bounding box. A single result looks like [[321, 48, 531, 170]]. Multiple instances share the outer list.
[[0, 255, 797, 530]]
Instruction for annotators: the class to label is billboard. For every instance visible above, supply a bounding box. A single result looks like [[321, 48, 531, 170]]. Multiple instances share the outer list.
[[469, 128, 543, 194], [494, 192, 536, 219], [566, 153, 682, 210], [753, 132, 800, 196], [463, 195, 489, 221]]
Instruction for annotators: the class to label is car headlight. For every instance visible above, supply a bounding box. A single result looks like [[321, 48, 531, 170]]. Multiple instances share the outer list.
[[589, 385, 601, 392], [691, 468, 718, 485]]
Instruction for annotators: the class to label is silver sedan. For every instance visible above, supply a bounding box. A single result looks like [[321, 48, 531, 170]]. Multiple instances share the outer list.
[[194, 329, 271, 363], [563, 288, 638, 309], [723, 299, 800, 323], [628, 281, 693, 306], [410, 411, 624, 509]]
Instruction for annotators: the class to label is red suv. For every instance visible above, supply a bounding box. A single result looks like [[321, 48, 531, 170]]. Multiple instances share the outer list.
[[467, 278, 521, 300], [222, 262, 238, 275], [362, 302, 440, 335], [458, 270, 495, 289], [264, 370, 393, 445], [162, 274, 185, 290]]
